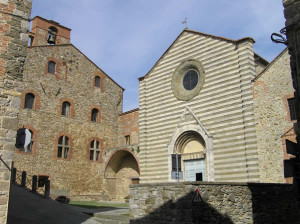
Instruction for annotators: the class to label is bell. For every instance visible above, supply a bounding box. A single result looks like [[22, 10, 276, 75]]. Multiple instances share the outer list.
[[47, 33, 56, 44]]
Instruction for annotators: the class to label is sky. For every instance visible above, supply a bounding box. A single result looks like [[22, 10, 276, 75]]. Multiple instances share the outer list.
[[31, 0, 287, 112]]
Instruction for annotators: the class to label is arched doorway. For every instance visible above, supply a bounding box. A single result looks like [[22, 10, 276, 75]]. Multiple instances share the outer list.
[[104, 149, 139, 201], [174, 131, 208, 181]]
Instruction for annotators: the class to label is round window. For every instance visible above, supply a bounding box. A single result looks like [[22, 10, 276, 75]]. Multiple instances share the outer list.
[[183, 70, 198, 90], [171, 59, 205, 101]]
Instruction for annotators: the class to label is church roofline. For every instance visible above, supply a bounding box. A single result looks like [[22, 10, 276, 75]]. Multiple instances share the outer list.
[[139, 29, 256, 81], [27, 44, 125, 91], [252, 47, 288, 82], [254, 53, 269, 66]]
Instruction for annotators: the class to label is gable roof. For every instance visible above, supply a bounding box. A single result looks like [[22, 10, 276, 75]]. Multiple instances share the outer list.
[[27, 44, 124, 90], [252, 48, 288, 82], [139, 29, 255, 81]]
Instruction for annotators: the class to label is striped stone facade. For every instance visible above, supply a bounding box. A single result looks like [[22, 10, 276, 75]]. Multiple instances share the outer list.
[[139, 30, 267, 183]]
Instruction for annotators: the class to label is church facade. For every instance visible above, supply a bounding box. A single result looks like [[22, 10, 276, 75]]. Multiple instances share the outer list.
[[138, 29, 294, 184]]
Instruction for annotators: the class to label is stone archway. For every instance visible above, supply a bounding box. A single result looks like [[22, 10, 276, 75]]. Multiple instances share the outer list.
[[174, 131, 207, 181], [104, 149, 139, 201], [168, 123, 214, 182]]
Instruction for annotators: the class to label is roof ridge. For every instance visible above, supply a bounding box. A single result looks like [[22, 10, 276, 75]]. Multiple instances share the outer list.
[[139, 29, 255, 80]]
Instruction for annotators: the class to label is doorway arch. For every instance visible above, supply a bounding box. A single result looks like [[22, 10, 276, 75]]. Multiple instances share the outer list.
[[104, 149, 139, 201], [168, 124, 214, 181]]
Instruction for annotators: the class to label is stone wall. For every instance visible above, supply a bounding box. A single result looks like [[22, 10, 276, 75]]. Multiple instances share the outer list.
[[129, 182, 300, 224], [118, 108, 139, 148], [0, 0, 31, 223], [13, 44, 124, 199], [253, 49, 295, 183]]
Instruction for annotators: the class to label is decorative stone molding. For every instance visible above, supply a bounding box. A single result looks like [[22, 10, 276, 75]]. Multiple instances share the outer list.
[[171, 59, 205, 101]]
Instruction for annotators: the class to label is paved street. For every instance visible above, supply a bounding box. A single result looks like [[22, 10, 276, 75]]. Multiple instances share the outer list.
[[7, 184, 129, 224]]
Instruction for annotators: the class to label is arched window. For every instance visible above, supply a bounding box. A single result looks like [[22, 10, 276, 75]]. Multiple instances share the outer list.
[[57, 136, 69, 159], [91, 108, 99, 122], [90, 140, 100, 161], [62, 101, 71, 117], [94, 76, 100, 88], [48, 61, 56, 74], [24, 93, 35, 109]]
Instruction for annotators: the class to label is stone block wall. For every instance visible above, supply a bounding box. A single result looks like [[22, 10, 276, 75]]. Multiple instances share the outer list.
[[118, 108, 139, 148], [13, 44, 124, 199], [129, 182, 300, 224], [253, 49, 295, 183], [0, 0, 31, 223]]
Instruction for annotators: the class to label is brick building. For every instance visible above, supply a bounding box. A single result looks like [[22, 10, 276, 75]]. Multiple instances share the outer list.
[[13, 16, 140, 201]]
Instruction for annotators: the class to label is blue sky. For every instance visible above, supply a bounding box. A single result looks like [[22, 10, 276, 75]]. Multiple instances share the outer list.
[[31, 0, 286, 112]]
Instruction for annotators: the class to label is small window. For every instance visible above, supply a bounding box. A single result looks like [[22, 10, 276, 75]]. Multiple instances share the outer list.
[[94, 76, 100, 88], [28, 36, 34, 46], [91, 108, 99, 122], [288, 98, 297, 121], [24, 93, 35, 109], [183, 69, 198, 90], [48, 61, 56, 74], [62, 101, 71, 117], [90, 140, 100, 161], [125, 135, 130, 145], [57, 136, 69, 159]]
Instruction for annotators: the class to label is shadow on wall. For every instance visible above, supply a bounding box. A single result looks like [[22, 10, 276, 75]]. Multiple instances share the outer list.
[[129, 182, 300, 224], [130, 190, 233, 224], [248, 183, 300, 224]]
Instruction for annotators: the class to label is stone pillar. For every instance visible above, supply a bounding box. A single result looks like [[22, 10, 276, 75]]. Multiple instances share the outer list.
[[0, 0, 32, 223], [283, 0, 300, 195]]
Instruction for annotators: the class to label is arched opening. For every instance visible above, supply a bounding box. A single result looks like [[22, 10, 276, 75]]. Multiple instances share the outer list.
[[104, 149, 139, 201], [47, 26, 58, 45], [174, 131, 207, 181]]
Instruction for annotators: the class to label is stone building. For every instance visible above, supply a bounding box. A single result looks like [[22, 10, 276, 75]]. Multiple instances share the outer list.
[[13, 16, 140, 201], [0, 0, 31, 223], [253, 48, 295, 183]]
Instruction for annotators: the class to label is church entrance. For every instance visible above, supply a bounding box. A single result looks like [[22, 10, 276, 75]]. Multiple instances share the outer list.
[[173, 131, 207, 181], [104, 149, 139, 201]]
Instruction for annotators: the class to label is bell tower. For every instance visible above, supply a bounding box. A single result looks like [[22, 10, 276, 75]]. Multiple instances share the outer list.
[[28, 16, 71, 46]]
